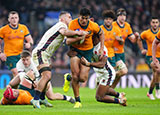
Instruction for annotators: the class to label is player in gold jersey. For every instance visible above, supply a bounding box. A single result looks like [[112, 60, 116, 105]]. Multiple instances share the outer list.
[[0, 11, 33, 77], [111, 8, 139, 88], [65, 8, 104, 108], [138, 17, 160, 100]]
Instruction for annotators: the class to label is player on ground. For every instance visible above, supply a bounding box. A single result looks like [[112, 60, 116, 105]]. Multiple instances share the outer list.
[[80, 35, 127, 106], [0, 11, 33, 77], [1, 87, 33, 105], [64, 7, 104, 108], [31, 11, 87, 109], [137, 17, 160, 100], [6, 50, 75, 106], [111, 8, 139, 88]]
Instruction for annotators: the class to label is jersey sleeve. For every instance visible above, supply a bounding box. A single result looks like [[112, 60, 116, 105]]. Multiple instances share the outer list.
[[156, 31, 160, 41], [0, 28, 4, 39], [127, 24, 133, 37], [16, 60, 26, 79], [68, 21, 74, 30], [93, 22, 101, 34], [140, 31, 146, 40], [23, 25, 30, 37]]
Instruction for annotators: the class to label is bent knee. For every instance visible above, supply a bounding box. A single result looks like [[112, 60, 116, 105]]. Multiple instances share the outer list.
[[79, 76, 87, 82], [95, 95, 103, 102]]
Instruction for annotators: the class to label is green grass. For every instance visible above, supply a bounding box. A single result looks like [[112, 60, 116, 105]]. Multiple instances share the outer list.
[[0, 87, 160, 115]]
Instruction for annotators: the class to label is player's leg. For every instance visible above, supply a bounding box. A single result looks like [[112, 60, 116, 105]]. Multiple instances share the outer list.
[[46, 82, 75, 103], [70, 56, 81, 108], [112, 60, 128, 88], [96, 83, 127, 106]]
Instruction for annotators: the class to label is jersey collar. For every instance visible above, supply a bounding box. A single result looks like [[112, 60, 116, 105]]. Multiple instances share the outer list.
[[150, 28, 159, 34], [104, 25, 112, 31], [9, 24, 19, 29], [78, 19, 89, 29], [116, 21, 125, 28]]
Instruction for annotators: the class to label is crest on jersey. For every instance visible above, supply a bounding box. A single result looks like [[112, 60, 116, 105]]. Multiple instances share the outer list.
[[20, 30, 23, 33], [126, 29, 128, 32], [113, 32, 116, 35]]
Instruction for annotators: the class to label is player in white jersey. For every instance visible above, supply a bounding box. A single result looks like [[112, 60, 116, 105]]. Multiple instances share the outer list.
[[32, 11, 87, 108], [80, 36, 127, 106], [7, 50, 75, 107]]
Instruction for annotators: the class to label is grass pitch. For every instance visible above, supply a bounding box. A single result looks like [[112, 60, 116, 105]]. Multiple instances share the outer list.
[[0, 87, 160, 115]]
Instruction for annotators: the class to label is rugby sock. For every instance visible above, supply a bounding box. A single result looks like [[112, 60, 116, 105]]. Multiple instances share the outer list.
[[115, 92, 120, 98], [67, 74, 72, 81], [75, 96, 81, 102], [149, 87, 154, 94], [34, 90, 41, 100], [63, 95, 70, 101], [155, 83, 160, 90], [114, 98, 119, 103], [40, 92, 45, 100]]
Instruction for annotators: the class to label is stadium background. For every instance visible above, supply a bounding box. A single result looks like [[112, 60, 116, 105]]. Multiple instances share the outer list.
[[0, 0, 159, 88]]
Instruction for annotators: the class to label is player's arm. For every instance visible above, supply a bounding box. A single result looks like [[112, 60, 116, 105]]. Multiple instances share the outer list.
[[0, 39, 6, 61], [152, 38, 159, 64], [66, 36, 85, 45], [24, 35, 34, 49], [59, 28, 87, 37], [7, 75, 21, 88], [98, 29, 105, 59], [137, 36, 147, 55], [128, 32, 139, 43], [81, 56, 107, 68]]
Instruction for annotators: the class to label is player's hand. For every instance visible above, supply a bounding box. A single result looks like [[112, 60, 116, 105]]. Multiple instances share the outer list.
[[152, 58, 159, 67], [77, 30, 88, 36], [0, 53, 6, 61], [141, 49, 147, 55], [134, 32, 140, 38], [6, 84, 12, 88], [25, 43, 31, 49], [80, 57, 90, 66], [26, 70, 35, 81], [99, 48, 104, 60]]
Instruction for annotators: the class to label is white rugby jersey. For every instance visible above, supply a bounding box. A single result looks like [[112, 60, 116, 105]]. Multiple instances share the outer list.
[[92, 43, 112, 73], [92, 42, 108, 62], [33, 21, 67, 57], [16, 58, 40, 81]]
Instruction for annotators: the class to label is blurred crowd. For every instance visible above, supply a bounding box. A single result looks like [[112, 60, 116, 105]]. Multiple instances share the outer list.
[[0, 0, 160, 72]]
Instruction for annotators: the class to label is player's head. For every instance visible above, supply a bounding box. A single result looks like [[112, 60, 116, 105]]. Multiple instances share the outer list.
[[150, 16, 159, 30], [116, 8, 126, 23], [102, 10, 115, 27], [8, 11, 19, 27], [3, 87, 19, 101], [78, 7, 91, 26], [59, 11, 72, 26], [20, 50, 31, 67]]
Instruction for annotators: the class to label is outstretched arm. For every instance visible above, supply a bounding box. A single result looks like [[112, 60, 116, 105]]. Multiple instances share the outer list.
[[137, 37, 147, 55], [98, 30, 104, 59], [81, 56, 107, 68], [59, 28, 87, 37]]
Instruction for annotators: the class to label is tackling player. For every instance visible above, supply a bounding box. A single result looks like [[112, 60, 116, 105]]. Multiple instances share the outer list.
[[31, 11, 86, 108], [112, 8, 139, 88], [137, 17, 160, 100], [0, 11, 33, 77], [80, 35, 127, 106]]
